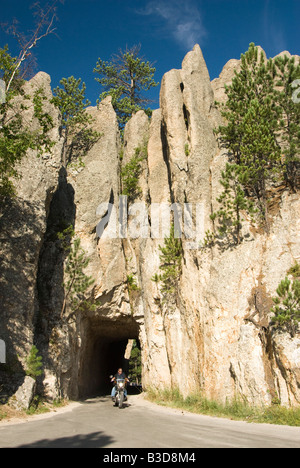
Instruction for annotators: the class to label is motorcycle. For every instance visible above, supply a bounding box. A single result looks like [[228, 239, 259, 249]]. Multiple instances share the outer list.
[[110, 375, 128, 409]]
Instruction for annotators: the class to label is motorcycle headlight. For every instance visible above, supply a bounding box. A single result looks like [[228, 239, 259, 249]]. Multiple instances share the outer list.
[[119, 382, 124, 388]]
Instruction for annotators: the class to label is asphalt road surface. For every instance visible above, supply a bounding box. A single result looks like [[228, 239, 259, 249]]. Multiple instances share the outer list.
[[0, 394, 299, 448]]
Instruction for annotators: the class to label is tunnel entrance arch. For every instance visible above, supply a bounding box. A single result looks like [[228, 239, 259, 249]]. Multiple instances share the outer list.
[[76, 315, 140, 398]]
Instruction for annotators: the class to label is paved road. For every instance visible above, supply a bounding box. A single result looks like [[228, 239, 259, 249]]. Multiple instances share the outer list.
[[0, 394, 299, 448]]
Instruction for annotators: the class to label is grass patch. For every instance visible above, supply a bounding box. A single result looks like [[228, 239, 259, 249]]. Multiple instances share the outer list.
[[0, 398, 68, 422], [0, 404, 27, 421], [145, 388, 300, 427]]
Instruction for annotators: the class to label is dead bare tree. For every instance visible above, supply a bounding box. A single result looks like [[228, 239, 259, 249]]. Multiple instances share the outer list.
[[2, 0, 63, 92]]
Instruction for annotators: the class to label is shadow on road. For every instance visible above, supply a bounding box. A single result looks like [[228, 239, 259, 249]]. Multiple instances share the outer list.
[[16, 431, 115, 448], [80, 395, 133, 410]]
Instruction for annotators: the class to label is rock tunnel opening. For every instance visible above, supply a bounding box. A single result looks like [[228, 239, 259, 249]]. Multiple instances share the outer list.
[[77, 316, 140, 398]]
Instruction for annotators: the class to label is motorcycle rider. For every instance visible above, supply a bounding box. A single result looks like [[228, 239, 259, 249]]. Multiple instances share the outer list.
[[111, 368, 129, 401]]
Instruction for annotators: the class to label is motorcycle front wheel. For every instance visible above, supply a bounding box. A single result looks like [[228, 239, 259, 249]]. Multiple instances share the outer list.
[[118, 392, 124, 409]]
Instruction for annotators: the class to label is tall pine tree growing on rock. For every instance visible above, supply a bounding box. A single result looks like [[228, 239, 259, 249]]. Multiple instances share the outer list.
[[157, 224, 183, 301], [58, 226, 95, 320], [94, 45, 158, 130], [210, 163, 256, 244], [271, 277, 300, 337], [52, 76, 101, 168], [26, 345, 43, 380], [273, 54, 300, 190], [214, 43, 300, 237]]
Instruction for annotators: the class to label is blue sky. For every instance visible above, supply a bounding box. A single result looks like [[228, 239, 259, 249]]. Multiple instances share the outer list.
[[1, 0, 299, 108]]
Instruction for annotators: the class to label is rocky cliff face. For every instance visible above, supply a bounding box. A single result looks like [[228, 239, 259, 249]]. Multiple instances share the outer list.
[[1, 45, 299, 406]]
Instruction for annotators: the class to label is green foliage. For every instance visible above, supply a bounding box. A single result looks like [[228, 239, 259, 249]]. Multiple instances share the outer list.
[[57, 224, 75, 250], [0, 46, 55, 200], [271, 277, 300, 337], [273, 54, 300, 189], [26, 346, 43, 380], [32, 87, 55, 153], [58, 226, 95, 318], [52, 76, 101, 167], [146, 388, 300, 426], [121, 145, 147, 202], [0, 114, 31, 199], [203, 229, 216, 248], [210, 163, 257, 244], [151, 273, 160, 283], [52, 76, 91, 127], [94, 45, 158, 129], [0, 4, 60, 200], [126, 274, 139, 292], [157, 224, 182, 299], [0, 45, 24, 95], [128, 340, 142, 384], [213, 42, 300, 237], [288, 262, 300, 279]]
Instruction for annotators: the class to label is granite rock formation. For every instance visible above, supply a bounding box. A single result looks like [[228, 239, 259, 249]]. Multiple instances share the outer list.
[[0, 45, 299, 407]]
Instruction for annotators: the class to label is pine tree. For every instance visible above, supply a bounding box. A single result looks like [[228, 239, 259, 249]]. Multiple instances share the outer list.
[[271, 277, 300, 337], [210, 163, 256, 244], [158, 224, 182, 299], [121, 145, 147, 202], [237, 98, 281, 229], [26, 345, 43, 380], [59, 228, 95, 319], [126, 274, 139, 292], [94, 45, 158, 129], [216, 43, 283, 232], [215, 43, 300, 236], [273, 55, 300, 190], [52, 76, 101, 167], [128, 340, 142, 384]]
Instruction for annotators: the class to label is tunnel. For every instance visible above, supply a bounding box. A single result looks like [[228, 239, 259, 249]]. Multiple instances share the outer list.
[[76, 315, 140, 398]]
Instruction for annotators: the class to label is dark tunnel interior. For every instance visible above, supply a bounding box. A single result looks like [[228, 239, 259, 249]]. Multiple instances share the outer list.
[[77, 316, 140, 398]]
